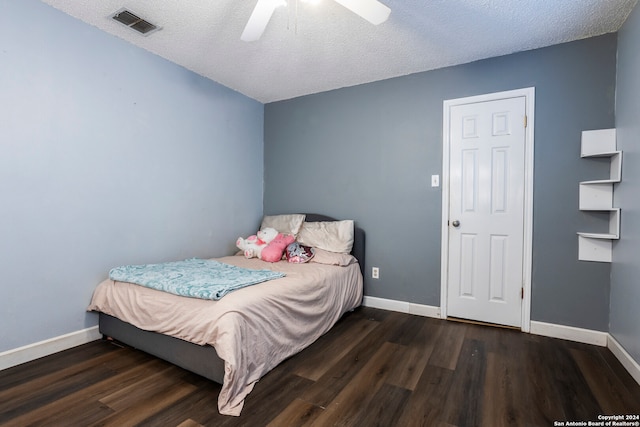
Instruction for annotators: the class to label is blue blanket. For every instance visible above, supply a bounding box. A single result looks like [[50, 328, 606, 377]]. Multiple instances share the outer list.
[[109, 258, 285, 300]]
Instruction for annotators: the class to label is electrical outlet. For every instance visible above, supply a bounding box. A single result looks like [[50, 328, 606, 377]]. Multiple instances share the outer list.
[[431, 174, 440, 187], [372, 267, 379, 279]]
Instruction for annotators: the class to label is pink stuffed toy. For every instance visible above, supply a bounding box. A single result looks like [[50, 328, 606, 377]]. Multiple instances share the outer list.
[[261, 233, 295, 262], [236, 227, 278, 259]]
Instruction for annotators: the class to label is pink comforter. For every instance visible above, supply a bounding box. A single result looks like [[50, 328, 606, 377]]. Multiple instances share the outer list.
[[87, 255, 363, 416]]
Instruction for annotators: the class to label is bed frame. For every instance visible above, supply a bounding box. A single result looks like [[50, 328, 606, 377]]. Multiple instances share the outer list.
[[99, 214, 365, 384]]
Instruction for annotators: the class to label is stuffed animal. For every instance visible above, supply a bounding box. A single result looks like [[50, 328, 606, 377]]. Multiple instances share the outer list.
[[261, 233, 296, 262], [236, 227, 278, 259], [285, 242, 315, 263]]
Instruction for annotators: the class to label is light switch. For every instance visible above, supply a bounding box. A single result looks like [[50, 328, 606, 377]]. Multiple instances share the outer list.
[[431, 175, 440, 187]]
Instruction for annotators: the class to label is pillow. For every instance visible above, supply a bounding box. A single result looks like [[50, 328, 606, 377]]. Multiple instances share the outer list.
[[261, 234, 296, 263], [285, 242, 315, 263], [310, 248, 357, 266], [296, 220, 354, 254], [260, 214, 306, 237]]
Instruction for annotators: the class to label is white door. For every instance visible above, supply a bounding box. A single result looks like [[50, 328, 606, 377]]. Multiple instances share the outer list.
[[446, 95, 526, 328]]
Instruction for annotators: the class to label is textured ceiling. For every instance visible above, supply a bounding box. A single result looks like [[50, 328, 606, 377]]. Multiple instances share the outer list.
[[41, 0, 638, 103]]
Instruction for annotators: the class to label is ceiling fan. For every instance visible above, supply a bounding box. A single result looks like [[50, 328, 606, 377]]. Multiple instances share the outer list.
[[241, 0, 391, 42]]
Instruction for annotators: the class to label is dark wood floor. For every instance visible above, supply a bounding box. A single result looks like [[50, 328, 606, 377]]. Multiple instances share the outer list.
[[2, 307, 640, 427]]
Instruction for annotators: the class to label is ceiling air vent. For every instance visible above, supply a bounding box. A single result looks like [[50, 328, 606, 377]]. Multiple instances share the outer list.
[[111, 9, 160, 36]]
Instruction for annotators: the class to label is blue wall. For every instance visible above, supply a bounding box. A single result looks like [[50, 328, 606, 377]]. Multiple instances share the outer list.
[[0, 1, 264, 352], [265, 34, 617, 331], [612, 2, 640, 365]]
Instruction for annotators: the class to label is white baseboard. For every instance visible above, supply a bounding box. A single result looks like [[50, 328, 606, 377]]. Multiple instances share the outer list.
[[362, 296, 441, 318], [362, 297, 608, 346], [608, 335, 640, 385], [0, 326, 101, 371], [529, 321, 608, 346]]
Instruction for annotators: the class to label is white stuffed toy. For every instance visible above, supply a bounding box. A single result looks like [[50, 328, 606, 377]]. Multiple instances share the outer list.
[[236, 227, 278, 259]]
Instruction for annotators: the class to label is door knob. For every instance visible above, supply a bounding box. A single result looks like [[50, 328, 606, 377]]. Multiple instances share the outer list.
[[452, 220, 460, 227]]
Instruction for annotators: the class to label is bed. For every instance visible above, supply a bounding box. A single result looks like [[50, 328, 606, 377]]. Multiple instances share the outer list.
[[87, 214, 364, 416]]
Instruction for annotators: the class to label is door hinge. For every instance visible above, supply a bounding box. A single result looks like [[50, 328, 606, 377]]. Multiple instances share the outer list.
[[524, 115, 528, 128], [521, 287, 524, 299]]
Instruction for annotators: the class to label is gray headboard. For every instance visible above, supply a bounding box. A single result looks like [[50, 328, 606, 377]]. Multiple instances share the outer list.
[[303, 213, 365, 276]]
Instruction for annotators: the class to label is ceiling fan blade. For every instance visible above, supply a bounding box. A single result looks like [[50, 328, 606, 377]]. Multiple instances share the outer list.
[[241, 0, 287, 42], [333, 0, 390, 25]]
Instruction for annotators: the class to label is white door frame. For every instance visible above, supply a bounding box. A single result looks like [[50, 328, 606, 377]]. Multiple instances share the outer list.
[[440, 87, 535, 332]]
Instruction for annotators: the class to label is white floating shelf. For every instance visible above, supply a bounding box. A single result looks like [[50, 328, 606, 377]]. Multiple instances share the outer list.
[[579, 182, 613, 210], [581, 129, 617, 156], [578, 129, 621, 263], [578, 233, 618, 239], [581, 179, 619, 185], [578, 235, 612, 263], [577, 208, 620, 240]]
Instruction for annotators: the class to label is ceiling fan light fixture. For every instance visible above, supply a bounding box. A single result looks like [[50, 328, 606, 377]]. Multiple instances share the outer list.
[[241, 0, 390, 42], [333, 0, 390, 25], [241, 0, 287, 42]]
